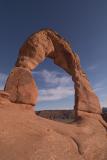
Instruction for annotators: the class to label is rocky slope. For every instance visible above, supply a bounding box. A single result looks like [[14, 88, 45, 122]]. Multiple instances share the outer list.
[[0, 95, 107, 160]]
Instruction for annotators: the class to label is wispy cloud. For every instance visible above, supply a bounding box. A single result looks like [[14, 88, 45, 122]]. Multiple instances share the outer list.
[[0, 73, 7, 90], [33, 70, 72, 86], [87, 64, 97, 71], [93, 83, 104, 92], [39, 86, 74, 102], [40, 70, 72, 86], [33, 70, 74, 102], [93, 80, 107, 107], [93, 79, 107, 93]]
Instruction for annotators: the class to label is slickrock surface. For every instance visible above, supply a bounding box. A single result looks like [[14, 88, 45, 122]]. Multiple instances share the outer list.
[[0, 97, 107, 160], [0, 28, 106, 159]]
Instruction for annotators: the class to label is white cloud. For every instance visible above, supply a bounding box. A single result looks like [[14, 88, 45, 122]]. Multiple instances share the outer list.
[[38, 86, 74, 102], [36, 105, 73, 111], [94, 86, 104, 92], [33, 70, 72, 86], [33, 69, 74, 102], [93, 80, 106, 93], [0, 73, 7, 90], [40, 70, 72, 86], [93, 81, 107, 107]]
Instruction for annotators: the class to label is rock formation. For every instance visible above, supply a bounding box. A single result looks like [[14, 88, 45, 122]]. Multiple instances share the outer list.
[[5, 29, 101, 115], [5, 67, 38, 105], [0, 28, 107, 160]]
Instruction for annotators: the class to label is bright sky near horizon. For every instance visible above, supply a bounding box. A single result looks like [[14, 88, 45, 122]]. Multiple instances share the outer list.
[[0, 0, 107, 110]]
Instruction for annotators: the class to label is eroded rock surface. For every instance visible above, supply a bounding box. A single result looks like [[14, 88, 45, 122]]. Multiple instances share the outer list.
[[0, 28, 106, 160], [5, 67, 38, 105], [0, 99, 107, 160]]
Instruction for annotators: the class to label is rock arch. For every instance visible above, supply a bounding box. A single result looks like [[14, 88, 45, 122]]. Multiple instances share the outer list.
[[4, 29, 101, 117]]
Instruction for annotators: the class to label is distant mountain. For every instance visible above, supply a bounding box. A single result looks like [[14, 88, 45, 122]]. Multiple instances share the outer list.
[[102, 107, 107, 113], [36, 108, 107, 123], [36, 110, 75, 123], [102, 107, 107, 122]]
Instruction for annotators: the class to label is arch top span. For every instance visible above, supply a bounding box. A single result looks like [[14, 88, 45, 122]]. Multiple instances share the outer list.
[[4, 28, 101, 117], [16, 28, 76, 74]]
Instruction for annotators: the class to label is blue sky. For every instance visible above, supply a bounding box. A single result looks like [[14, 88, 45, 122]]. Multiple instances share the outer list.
[[0, 0, 107, 110]]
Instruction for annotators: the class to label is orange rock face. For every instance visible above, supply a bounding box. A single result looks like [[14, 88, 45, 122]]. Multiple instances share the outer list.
[[0, 96, 107, 160], [5, 67, 38, 105], [0, 28, 106, 160]]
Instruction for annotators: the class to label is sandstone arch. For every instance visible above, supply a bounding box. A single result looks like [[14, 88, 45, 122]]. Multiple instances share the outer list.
[[1, 29, 107, 160], [4, 29, 101, 117]]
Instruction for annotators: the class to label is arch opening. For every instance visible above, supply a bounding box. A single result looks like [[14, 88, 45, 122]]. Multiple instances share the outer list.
[[32, 58, 75, 111]]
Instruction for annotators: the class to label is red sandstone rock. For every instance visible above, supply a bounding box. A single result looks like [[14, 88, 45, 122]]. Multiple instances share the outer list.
[[4, 67, 38, 105], [0, 91, 10, 105], [0, 102, 107, 160], [0, 91, 10, 99], [15, 29, 101, 114]]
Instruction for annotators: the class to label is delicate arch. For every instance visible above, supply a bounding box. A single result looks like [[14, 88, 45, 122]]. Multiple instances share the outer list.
[[4, 29, 101, 116]]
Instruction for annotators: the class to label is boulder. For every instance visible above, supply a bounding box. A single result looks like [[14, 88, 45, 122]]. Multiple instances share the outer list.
[[4, 67, 38, 106]]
